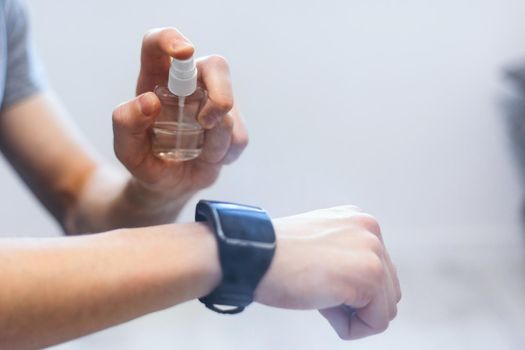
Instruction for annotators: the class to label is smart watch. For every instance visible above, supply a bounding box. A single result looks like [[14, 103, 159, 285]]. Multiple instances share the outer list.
[[195, 200, 276, 314]]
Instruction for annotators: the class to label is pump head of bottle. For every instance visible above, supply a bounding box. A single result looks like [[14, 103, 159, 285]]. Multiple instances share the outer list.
[[168, 56, 197, 97]]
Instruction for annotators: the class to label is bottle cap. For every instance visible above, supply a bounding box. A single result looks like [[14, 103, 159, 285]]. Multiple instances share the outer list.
[[168, 56, 197, 97]]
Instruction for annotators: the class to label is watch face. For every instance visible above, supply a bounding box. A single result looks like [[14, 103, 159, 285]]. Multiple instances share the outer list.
[[216, 207, 275, 244]]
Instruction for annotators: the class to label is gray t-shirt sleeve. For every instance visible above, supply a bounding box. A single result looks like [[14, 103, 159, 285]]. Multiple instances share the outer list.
[[1, 0, 45, 109]]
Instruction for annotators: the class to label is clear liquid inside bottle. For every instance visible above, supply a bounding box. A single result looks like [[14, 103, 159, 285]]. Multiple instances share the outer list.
[[152, 85, 207, 161]]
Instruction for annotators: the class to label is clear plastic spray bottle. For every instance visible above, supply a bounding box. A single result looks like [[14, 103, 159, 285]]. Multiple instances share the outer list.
[[152, 56, 207, 161]]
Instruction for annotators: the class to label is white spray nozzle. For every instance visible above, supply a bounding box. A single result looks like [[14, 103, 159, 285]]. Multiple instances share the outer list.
[[168, 56, 197, 97]]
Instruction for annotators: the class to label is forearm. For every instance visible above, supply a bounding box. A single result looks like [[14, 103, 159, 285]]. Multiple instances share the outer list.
[[0, 93, 192, 235], [67, 165, 193, 233], [0, 222, 220, 349]]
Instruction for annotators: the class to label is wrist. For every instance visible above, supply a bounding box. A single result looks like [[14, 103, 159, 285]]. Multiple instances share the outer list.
[[183, 222, 222, 297], [125, 176, 194, 212], [253, 221, 287, 306], [143, 222, 221, 302], [253, 219, 304, 308], [100, 222, 221, 312]]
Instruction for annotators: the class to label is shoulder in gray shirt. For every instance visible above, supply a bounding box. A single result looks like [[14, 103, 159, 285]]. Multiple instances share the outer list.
[[0, 0, 45, 110]]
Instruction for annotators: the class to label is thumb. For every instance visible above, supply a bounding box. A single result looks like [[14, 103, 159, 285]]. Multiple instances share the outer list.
[[112, 92, 160, 169]]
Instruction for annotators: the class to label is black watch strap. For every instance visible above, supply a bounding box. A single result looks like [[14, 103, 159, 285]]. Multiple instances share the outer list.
[[195, 200, 276, 314]]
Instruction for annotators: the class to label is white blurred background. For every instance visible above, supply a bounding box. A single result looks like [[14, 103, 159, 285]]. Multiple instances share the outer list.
[[1, 0, 524, 348]]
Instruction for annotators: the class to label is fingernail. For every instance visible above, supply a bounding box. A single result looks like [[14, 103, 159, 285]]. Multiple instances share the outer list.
[[172, 42, 195, 60]]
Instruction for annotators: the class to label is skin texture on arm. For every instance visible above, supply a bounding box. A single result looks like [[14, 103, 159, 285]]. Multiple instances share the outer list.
[[0, 92, 98, 231], [0, 222, 221, 349]]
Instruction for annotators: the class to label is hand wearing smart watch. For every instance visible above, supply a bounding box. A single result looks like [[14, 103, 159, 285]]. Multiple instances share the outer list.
[[195, 201, 401, 340]]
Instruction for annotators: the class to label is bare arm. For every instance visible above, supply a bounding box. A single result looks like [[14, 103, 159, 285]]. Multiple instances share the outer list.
[[0, 206, 400, 347], [0, 92, 185, 233], [0, 222, 220, 349]]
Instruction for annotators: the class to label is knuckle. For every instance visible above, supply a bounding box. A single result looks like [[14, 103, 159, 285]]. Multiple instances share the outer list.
[[365, 254, 384, 287], [215, 97, 234, 114], [390, 305, 398, 319], [142, 28, 155, 41], [355, 214, 381, 236], [207, 54, 230, 69], [112, 105, 126, 127], [112, 102, 138, 131], [142, 27, 162, 43], [223, 134, 249, 165], [158, 27, 179, 42], [344, 204, 363, 211], [333, 205, 363, 215], [389, 265, 402, 303], [362, 233, 384, 256], [344, 205, 362, 212], [374, 320, 390, 334], [142, 27, 189, 54], [235, 131, 249, 149], [221, 112, 235, 130], [337, 331, 353, 341], [144, 27, 178, 40]]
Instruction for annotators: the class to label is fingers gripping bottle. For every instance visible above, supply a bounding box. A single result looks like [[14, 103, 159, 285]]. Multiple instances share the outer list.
[[152, 56, 207, 161]]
